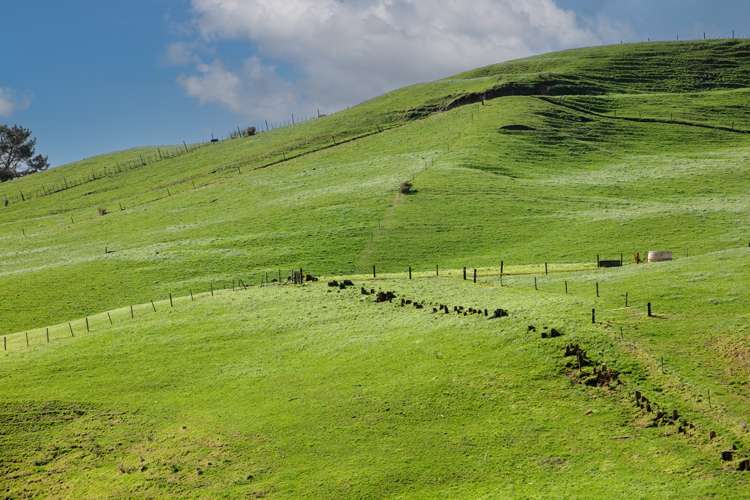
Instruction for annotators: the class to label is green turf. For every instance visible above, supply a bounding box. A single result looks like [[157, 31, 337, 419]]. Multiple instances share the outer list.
[[2, 39, 750, 497]]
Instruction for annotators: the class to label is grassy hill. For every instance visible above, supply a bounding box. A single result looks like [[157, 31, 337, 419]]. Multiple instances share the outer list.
[[2, 40, 750, 497]]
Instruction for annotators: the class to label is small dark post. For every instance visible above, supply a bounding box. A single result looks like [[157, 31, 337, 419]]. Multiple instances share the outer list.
[[373, 265, 376, 278], [25, 332, 29, 347], [500, 261, 504, 275], [592, 308, 596, 324], [46, 328, 50, 343], [564, 280, 568, 294], [625, 292, 629, 307], [545, 262, 548, 275], [620, 253, 623, 265], [169, 293, 173, 307], [473, 269, 477, 283], [596, 282, 600, 298], [436, 264, 439, 277], [85, 317, 90, 333], [534, 277, 538, 290], [69, 322, 74, 337], [409, 266, 412, 280], [647, 302, 653, 317], [190, 290, 194, 301], [151, 300, 156, 312], [211, 282, 214, 296], [463, 267, 467, 280], [107, 312, 113, 325], [130, 305, 134, 319]]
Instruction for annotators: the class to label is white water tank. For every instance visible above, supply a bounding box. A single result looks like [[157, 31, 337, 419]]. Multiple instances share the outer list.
[[648, 250, 673, 263]]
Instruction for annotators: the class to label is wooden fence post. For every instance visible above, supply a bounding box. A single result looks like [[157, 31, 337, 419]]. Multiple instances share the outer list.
[[211, 282, 214, 296], [25, 332, 29, 347], [190, 290, 194, 301], [648, 302, 652, 317], [69, 323, 74, 337], [596, 282, 600, 298], [545, 262, 548, 275], [463, 267, 467, 280], [436, 264, 439, 277], [534, 277, 538, 290], [169, 293, 173, 307], [473, 269, 477, 283], [625, 292, 629, 307], [592, 308, 596, 324], [85, 317, 90, 333], [564, 280, 568, 294], [500, 261, 504, 275], [151, 300, 156, 312], [130, 305, 134, 319], [408, 266, 412, 280], [46, 328, 49, 343], [107, 312, 113, 325], [373, 265, 376, 278]]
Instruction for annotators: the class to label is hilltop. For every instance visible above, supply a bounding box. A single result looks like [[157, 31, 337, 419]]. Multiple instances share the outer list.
[[1, 40, 750, 497]]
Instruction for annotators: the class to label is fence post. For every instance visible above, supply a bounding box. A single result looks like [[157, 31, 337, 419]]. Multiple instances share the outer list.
[[596, 282, 600, 298], [190, 290, 194, 301], [25, 332, 29, 347], [436, 264, 439, 277], [564, 280, 568, 294], [107, 312, 113, 325], [46, 328, 49, 343], [408, 266, 412, 280], [463, 267, 467, 280], [130, 305, 134, 319], [592, 308, 596, 324], [500, 260, 504, 275], [151, 300, 156, 312], [211, 282, 214, 296], [534, 277, 538, 290], [625, 292, 629, 307], [545, 262, 548, 275], [169, 293, 173, 307], [373, 265, 376, 278], [648, 302, 652, 317], [69, 323, 74, 337], [85, 317, 90, 333]]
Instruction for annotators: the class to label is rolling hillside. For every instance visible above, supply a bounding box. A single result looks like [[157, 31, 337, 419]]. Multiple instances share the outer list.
[[2, 40, 750, 497]]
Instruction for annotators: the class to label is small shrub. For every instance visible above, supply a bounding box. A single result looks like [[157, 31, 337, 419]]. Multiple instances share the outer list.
[[97, 207, 108, 216], [399, 181, 413, 194]]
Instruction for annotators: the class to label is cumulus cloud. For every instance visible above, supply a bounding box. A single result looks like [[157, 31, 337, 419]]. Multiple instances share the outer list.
[[176, 0, 617, 119], [0, 87, 29, 117]]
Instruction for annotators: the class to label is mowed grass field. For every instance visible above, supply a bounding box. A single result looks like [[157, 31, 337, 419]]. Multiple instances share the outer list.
[[1, 40, 750, 497]]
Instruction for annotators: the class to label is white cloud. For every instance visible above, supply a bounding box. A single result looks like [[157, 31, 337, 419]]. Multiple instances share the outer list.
[[0, 87, 29, 118], [178, 57, 298, 119], [176, 0, 618, 120]]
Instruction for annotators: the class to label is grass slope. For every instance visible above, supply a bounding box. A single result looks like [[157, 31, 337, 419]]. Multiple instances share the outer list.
[[2, 256, 749, 496], [2, 39, 750, 496]]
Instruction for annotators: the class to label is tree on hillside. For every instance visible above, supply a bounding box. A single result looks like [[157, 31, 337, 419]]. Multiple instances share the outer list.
[[0, 124, 49, 182]]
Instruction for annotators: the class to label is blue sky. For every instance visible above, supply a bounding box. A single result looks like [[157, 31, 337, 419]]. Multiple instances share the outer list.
[[1, 0, 748, 166]]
